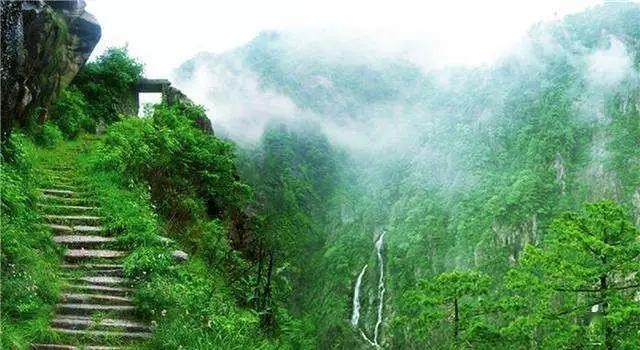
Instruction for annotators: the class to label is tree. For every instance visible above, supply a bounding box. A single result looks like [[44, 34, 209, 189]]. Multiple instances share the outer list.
[[505, 200, 640, 349], [399, 270, 495, 349], [72, 47, 144, 123]]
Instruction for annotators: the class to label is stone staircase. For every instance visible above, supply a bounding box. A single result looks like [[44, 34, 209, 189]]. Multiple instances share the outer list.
[[32, 166, 152, 349]]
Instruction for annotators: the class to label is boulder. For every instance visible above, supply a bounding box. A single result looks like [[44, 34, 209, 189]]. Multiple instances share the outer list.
[[171, 250, 189, 262]]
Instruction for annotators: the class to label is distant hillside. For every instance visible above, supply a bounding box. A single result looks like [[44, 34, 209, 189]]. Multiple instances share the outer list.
[[174, 3, 640, 348]]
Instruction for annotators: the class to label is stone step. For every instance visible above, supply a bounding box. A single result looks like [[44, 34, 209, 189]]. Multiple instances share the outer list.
[[38, 204, 100, 214], [62, 269, 123, 278], [65, 284, 133, 297], [40, 195, 95, 206], [46, 224, 105, 234], [39, 183, 79, 191], [40, 191, 91, 201], [52, 316, 150, 332], [45, 167, 76, 172], [39, 172, 77, 179], [39, 174, 76, 181], [54, 235, 116, 247], [64, 249, 124, 261], [60, 293, 133, 306], [50, 328, 152, 340], [61, 264, 123, 276], [46, 214, 103, 222], [40, 173, 75, 180], [61, 264, 123, 270], [72, 276, 128, 286], [55, 303, 135, 317], [40, 189, 76, 197], [32, 344, 123, 350]]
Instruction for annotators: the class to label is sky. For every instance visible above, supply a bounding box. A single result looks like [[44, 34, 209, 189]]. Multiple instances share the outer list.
[[86, 0, 606, 77]]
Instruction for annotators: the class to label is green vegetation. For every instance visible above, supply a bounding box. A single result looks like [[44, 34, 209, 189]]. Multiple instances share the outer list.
[[33, 122, 64, 148], [96, 102, 250, 223], [504, 201, 640, 349], [1, 133, 62, 348], [174, 3, 640, 348], [72, 47, 143, 124], [83, 101, 267, 348], [49, 86, 93, 139], [396, 201, 640, 349], [2, 3, 640, 350], [399, 271, 494, 348]]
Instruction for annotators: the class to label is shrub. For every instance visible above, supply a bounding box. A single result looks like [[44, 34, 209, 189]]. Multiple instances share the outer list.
[[123, 247, 173, 281], [198, 219, 229, 265], [73, 47, 144, 123], [133, 259, 270, 349], [34, 122, 63, 148], [96, 102, 251, 225], [83, 133, 275, 349], [50, 86, 94, 139]]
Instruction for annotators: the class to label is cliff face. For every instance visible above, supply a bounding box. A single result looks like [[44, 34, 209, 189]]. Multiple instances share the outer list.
[[1, 0, 101, 141]]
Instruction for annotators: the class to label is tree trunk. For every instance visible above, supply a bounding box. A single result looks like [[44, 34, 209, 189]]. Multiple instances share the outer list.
[[454, 298, 460, 344], [263, 252, 274, 310], [261, 252, 276, 329], [600, 274, 612, 350], [254, 245, 264, 308]]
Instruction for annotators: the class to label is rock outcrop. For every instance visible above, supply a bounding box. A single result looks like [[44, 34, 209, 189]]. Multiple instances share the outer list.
[[1, 0, 101, 142]]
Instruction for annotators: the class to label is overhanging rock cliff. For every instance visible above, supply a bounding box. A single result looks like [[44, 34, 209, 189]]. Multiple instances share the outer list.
[[1, 0, 101, 141]]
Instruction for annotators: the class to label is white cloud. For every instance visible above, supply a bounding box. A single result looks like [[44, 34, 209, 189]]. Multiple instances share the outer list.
[[85, 0, 603, 76], [587, 36, 635, 88], [173, 61, 300, 144]]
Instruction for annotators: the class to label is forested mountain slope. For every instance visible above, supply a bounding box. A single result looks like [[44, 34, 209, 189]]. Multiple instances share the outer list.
[[174, 3, 640, 348]]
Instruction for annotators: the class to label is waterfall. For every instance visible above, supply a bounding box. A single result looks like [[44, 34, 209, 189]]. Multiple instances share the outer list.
[[350, 231, 386, 349], [373, 232, 385, 346], [351, 264, 368, 326]]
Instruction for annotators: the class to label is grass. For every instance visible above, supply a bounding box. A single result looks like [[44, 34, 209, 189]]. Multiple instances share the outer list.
[[1, 133, 64, 349]]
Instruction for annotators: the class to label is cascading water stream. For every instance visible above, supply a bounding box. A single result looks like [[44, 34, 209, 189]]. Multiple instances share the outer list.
[[351, 264, 368, 326], [373, 232, 385, 346], [350, 231, 386, 348]]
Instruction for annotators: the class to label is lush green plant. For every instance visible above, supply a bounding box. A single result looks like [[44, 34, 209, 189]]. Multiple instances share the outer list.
[[397, 271, 498, 349], [33, 122, 64, 148], [80, 127, 284, 348], [50, 86, 94, 139], [0, 133, 62, 349], [133, 259, 272, 349], [72, 47, 143, 123], [95, 102, 250, 225], [504, 201, 640, 349]]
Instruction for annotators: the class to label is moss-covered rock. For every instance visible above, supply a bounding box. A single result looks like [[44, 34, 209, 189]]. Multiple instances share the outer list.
[[0, 0, 101, 143]]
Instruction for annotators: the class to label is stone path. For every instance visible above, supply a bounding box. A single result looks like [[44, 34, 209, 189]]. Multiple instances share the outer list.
[[32, 166, 151, 349]]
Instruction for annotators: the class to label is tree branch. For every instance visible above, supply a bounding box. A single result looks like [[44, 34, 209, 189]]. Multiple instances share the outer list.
[[554, 287, 600, 293]]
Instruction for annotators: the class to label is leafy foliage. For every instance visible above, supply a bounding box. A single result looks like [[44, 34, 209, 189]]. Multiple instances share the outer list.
[[82, 116, 310, 348], [95, 102, 250, 224], [0, 133, 62, 349], [33, 122, 64, 148], [504, 201, 640, 349], [72, 47, 143, 123], [199, 3, 640, 348], [398, 271, 496, 349], [49, 85, 94, 139]]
